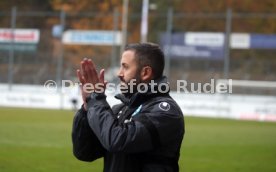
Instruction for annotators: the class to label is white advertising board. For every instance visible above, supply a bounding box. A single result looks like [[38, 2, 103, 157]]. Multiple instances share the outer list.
[[1, 84, 275, 122], [0, 29, 40, 44], [230, 33, 250, 49], [170, 93, 276, 122], [185, 32, 224, 47], [62, 30, 122, 45], [184, 32, 251, 49]]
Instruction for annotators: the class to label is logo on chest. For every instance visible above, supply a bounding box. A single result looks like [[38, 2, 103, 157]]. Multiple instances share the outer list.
[[159, 102, 170, 111]]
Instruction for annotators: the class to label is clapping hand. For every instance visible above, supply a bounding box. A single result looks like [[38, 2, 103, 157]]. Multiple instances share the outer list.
[[76, 58, 106, 110]]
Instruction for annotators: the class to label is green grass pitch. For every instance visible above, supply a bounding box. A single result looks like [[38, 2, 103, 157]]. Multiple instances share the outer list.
[[0, 107, 276, 172]]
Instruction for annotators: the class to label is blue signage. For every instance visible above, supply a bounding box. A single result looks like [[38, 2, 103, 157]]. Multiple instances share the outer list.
[[250, 34, 276, 49], [160, 33, 224, 60], [160, 32, 276, 60]]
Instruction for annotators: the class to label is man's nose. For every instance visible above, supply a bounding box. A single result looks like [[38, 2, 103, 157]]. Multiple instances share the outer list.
[[117, 68, 123, 77]]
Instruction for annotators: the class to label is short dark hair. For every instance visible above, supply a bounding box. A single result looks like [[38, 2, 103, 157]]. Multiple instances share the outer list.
[[124, 43, 165, 79]]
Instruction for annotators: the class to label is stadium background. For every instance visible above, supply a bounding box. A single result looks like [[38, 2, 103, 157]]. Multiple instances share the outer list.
[[0, 0, 276, 87], [0, 0, 276, 172]]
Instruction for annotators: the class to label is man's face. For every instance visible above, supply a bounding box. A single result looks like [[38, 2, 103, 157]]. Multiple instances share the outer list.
[[117, 50, 141, 89]]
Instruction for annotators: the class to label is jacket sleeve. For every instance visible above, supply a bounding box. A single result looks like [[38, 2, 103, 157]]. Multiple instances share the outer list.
[[72, 105, 106, 161], [86, 93, 184, 153]]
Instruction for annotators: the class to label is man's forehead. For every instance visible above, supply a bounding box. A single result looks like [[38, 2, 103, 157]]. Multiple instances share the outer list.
[[121, 50, 136, 63]]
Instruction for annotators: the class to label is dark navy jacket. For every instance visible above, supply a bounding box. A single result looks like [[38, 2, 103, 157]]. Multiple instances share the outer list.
[[72, 77, 185, 172]]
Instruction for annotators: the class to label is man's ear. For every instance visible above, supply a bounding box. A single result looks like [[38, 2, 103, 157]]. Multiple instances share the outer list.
[[140, 66, 153, 82]]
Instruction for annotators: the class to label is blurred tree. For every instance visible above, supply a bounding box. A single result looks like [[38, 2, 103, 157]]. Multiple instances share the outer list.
[[0, 0, 52, 27], [47, 0, 122, 69], [1, 0, 276, 82]]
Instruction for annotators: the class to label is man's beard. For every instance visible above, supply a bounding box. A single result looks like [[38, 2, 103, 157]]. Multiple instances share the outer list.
[[119, 74, 141, 96]]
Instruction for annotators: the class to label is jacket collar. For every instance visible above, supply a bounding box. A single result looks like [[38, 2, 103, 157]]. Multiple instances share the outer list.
[[115, 76, 170, 107]]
